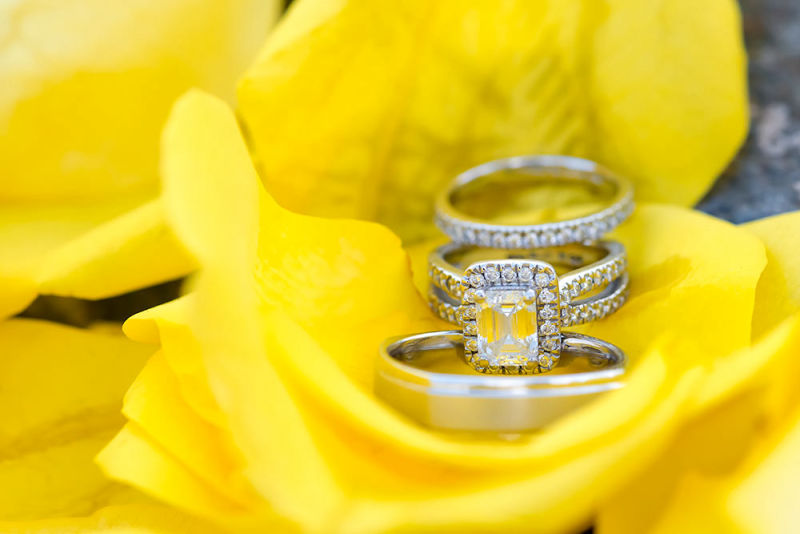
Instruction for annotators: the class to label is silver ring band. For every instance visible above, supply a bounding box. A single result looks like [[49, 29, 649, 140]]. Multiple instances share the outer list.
[[429, 240, 628, 306], [435, 155, 634, 248], [429, 271, 629, 328], [375, 330, 627, 432]]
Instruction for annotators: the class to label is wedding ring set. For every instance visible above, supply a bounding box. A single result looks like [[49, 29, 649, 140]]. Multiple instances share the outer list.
[[375, 155, 633, 432]]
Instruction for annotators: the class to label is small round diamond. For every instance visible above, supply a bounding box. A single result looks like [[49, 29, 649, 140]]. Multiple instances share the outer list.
[[540, 306, 557, 319], [501, 266, 516, 282], [540, 322, 558, 335], [491, 233, 506, 247], [507, 233, 522, 248], [582, 277, 594, 292], [518, 266, 533, 282], [484, 266, 500, 283], [464, 322, 477, 335], [460, 305, 476, 320], [570, 280, 581, 297], [543, 231, 556, 246], [523, 234, 540, 248], [468, 273, 485, 288], [538, 355, 553, 368], [465, 338, 478, 351], [539, 289, 556, 303], [463, 288, 484, 303], [542, 338, 561, 351], [534, 272, 551, 287], [477, 231, 491, 246]]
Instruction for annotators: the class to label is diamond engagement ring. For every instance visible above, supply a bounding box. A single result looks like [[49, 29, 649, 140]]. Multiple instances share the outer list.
[[375, 330, 627, 432], [428, 241, 629, 375], [435, 155, 634, 248]]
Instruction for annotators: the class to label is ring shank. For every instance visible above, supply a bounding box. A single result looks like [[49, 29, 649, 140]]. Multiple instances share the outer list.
[[429, 240, 628, 319], [435, 155, 634, 248], [376, 331, 626, 432]]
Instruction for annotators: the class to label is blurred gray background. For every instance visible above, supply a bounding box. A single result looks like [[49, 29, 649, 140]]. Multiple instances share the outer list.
[[698, 0, 800, 221]]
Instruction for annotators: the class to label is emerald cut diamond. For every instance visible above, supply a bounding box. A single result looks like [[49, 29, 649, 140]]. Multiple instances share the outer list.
[[460, 260, 561, 374], [476, 288, 538, 366]]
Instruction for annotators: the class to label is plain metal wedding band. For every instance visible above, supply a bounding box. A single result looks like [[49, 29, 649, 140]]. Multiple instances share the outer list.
[[435, 155, 634, 248], [427, 240, 629, 374], [375, 330, 627, 432]]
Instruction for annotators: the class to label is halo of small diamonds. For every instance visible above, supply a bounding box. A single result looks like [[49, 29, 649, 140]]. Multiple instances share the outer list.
[[428, 240, 629, 375], [458, 260, 561, 375]]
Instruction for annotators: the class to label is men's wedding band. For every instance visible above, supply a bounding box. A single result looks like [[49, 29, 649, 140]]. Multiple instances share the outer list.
[[375, 331, 627, 432]]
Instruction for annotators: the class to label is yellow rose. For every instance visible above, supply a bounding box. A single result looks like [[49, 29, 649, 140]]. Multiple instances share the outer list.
[[92, 91, 780, 533], [0, 1, 788, 532], [0, 0, 280, 318]]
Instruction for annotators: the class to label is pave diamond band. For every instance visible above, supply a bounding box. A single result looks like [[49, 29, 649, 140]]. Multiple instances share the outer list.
[[375, 330, 627, 432], [427, 241, 628, 375], [435, 155, 634, 248], [430, 241, 627, 304], [428, 272, 629, 329]]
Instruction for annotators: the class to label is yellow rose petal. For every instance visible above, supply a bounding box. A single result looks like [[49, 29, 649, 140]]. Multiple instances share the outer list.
[[104, 89, 766, 532], [36, 199, 197, 300], [239, 0, 747, 241], [597, 315, 800, 534], [0, 502, 225, 534], [0, 198, 197, 319], [727, 406, 800, 534], [119, 352, 259, 509], [123, 295, 193, 345], [745, 211, 800, 340], [581, 204, 766, 361], [161, 90, 440, 388], [596, 211, 800, 532], [0, 0, 281, 317], [0, 0, 279, 201], [98, 423, 256, 520], [0, 319, 149, 520]]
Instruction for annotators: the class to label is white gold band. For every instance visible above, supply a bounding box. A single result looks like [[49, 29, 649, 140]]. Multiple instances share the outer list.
[[429, 240, 627, 305], [429, 272, 629, 328], [435, 155, 634, 248], [375, 330, 626, 432]]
